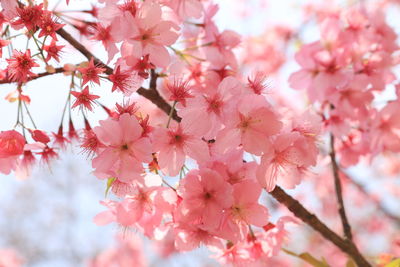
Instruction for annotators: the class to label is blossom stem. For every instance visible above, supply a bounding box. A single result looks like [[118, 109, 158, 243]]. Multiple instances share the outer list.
[[14, 99, 20, 129], [166, 101, 177, 128], [19, 98, 26, 138], [5, 33, 23, 40], [162, 179, 176, 191], [23, 101, 37, 129], [59, 82, 73, 126], [183, 41, 213, 51], [32, 35, 48, 66], [248, 225, 255, 238]]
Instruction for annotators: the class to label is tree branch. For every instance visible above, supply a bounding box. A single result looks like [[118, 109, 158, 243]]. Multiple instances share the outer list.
[[137, 87, 181, 122], [56, 27, 180, 121], [330, 134, 353, 241], [56, 28, 113, 75], [270, 186, 372, 267], [0, 67, 65, 84]]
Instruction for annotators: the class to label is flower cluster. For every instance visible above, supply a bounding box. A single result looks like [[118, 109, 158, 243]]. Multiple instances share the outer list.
[[290, 6, 400, 166], [0, 0, 400, 266]]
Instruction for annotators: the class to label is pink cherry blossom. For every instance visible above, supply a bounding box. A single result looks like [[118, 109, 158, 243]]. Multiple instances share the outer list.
[[0, 130, 25, 158], [218, 180, 269, 243], [217, 94, 282, 155], [174, 222, 223, 251], [257, 132, 308, 192], [178, 77, 243, 139], [92, 113, 152, 183], [152, 124, 209, 176], [177, 168, 233, 230], [121, 2, 179, 68]]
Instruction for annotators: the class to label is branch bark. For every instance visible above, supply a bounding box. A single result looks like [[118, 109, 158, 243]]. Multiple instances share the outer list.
[[56, 27, 180, 121], [270, 186, 372, 267], [0, 67, 65, 84], [57, 28, 113, 75], [330, 134, 353, 241]]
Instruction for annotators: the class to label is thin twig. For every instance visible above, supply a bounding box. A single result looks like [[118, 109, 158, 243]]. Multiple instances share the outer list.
[[330, 134, 353, 241]]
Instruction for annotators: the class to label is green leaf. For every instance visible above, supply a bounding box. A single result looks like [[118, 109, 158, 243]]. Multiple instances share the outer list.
[[385, 258, 400, 267], [282, 248, 330, 267], [105, 177, 116, 198]]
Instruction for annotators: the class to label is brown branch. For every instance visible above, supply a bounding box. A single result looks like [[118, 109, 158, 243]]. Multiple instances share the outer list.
[[270, 186, 372, 267], [0, 67, 65, 84], [330, 134, 353, 241], [149, 69, 158, 90], [56, 27, 181, 121], [137, 87, 181, 122], [56, 28, 113, 75]]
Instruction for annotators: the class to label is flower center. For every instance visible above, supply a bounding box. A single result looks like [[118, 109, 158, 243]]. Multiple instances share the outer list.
[[121, 144, 129, 150], [204, 192, 212, 200]]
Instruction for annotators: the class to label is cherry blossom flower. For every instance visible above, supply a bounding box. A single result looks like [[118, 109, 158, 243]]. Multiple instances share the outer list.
[[0, 130, 25, 158], [247, 72, 269, 95], [178, 77, 243, 139], [6, 49, 39, 83], [108, 65, 142, 95], [217, 94, 282, 155], [204, 148, 257, 185], [11, 3, 43, 31], [37, 146, 59, 165], [92, 23, 118, 62], [178, 168, 233, 230], [152, 124, 209, 176], [257, 132, 308, 192], [52, 125, 70, 149], [164, 78, 194, 107], [92, 113, 152, 183], [219, 180, 269, 243], [122, 2, 179, 67], [0, 130, 25, 175], [174, 222, 223, 251], [43, 40, 64, 62], [38, 12, 64, 40], [80, 129, 103, 159], [370, 102, 400, 153], [77, 58, 105, 86], [71, 86, 100, 111]]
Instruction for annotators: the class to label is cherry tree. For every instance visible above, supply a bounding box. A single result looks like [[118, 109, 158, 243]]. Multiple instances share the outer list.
[[0, 0, 400, 266]]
